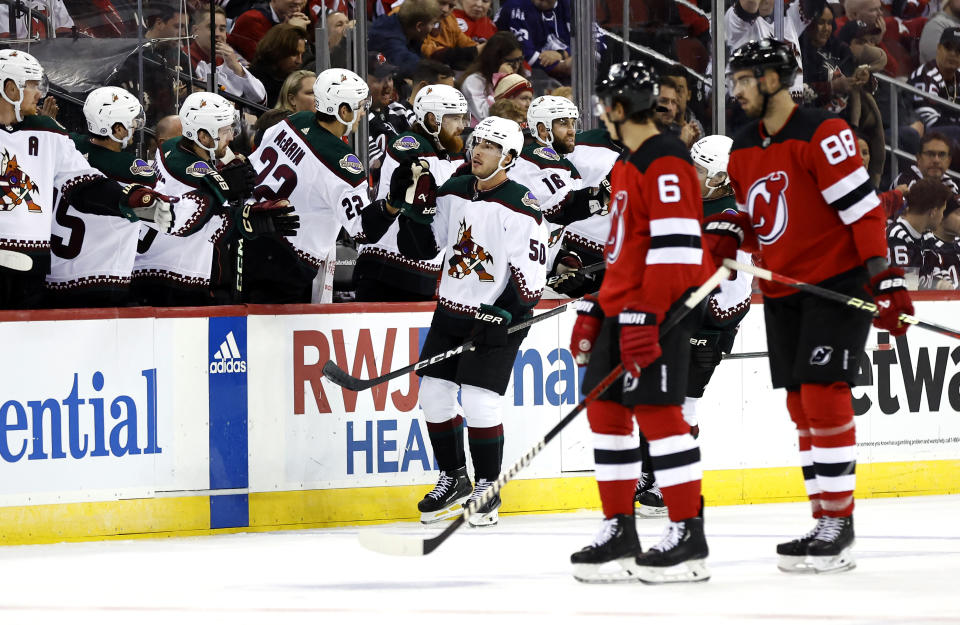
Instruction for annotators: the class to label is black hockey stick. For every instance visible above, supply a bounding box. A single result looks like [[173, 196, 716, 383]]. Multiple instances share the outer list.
[[545, 261, 605, 287], [358, 266, 732, 557], [723, 259, 960, 341], [322, 299, 579, 392]]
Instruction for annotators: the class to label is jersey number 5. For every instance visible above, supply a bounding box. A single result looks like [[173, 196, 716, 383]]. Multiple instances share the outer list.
[[255, 147, 298, 200], [820, 128, 858, 165]]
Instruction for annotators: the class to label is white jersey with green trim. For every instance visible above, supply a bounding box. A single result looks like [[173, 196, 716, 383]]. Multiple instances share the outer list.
[[563, 133, 622, 256]]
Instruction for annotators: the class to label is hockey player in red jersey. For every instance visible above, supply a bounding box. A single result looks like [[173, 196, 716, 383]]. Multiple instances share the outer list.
[[706, 38, 915, 574], [569, 61, 714, 584]]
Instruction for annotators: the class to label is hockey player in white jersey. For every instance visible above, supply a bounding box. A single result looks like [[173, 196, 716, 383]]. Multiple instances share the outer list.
[[47, 86, 157, 307], [133, 91, 298, 305], [0, 49, 173, 309], [509, 96, 606, 296], [396, 116, 548, 526], [355, 83, 467, 302], [244, 68, 405, 303]]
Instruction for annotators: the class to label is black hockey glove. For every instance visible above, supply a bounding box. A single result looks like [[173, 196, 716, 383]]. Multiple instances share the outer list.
[[119, 184, 176, 233], [215, 158, 258, 202], [690, 331, 723, 370], [547, 252, 586, 295], [587, 175, 612, 216], [239, 199, 300, 239], [390, 158, 438, 224], [471, 303, 512, 346]]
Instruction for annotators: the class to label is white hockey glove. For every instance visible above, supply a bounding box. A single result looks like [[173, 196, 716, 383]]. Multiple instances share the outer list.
[[120, 184, 176, 234]]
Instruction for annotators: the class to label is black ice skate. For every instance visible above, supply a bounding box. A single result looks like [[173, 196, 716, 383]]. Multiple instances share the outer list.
[[464, 479, 501, 527], [634, 516, 710, 584], [417, 467, 472, 524], [571, 514, 643, 583], [778, 516, 855, 574], [634, 473, 668, 518]]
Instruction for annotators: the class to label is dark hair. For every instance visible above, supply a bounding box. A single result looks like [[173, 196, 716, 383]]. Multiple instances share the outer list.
[[920, 131, 954, 157], [905, 178, 953, 215], [144, 1, 180, 28], [253, 24, 308, 70], [659, 76, 680, 92], [413, 58, 455, 85], [457, 31, 521, 88]]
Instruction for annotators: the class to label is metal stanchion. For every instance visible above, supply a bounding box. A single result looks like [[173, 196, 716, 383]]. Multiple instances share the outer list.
[[136, 0, 146, 157], [355, 3, 369, 177], [572, 0, 597, 130], [622, 0, 629, 63], [315, 9, 330, 72], [712, 0, 725, 137]]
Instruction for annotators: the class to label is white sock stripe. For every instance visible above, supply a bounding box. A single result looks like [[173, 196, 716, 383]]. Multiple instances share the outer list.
[[654, 462, 702, 488], [817, 474, 856, 493], [809, 420, 855, 437], [798, 449, 814, 465], [594, 461, 643, 482], [592, 432, 640, 451], [648, 433, 698, 457], [796, 428, 811, 438], [810, 445, 856, 464], [804, 478, 822, 496]]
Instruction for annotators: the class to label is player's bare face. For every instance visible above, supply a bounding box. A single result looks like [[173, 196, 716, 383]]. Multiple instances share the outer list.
[[731, 71, 762, 118], [439, 113, 466, 153], [918, 140, 950, 179], [551, 117, 576, 154], [471, 139, 503, 178], [19, 81, 42, 116]]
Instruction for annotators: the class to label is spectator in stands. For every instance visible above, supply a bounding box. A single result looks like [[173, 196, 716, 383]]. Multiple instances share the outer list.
[[189, 6, 268, 105], [367, 52, 403, 174], [389, 58, 456, 130], [920, 0, 960, 64], [275, 69, 317, 112], [840, 0, 925, 77], [550, 85, 572, 100], [229, 0, 310, 61], [149, 114, 183, 159], [495, 0, 591, 81], [145, 0, 186, 48], [492, 73, 534, 117], [249, 23, 308, 107], [454, 0, 496, 43], [489, 98, 525, 124], [661, 65, 705, 144], [857, 129, 908, 219], [457, 30, 525, 123], [892, 132, 960, 194], [422, 0, 480, 70], [326, 10, 353, 67], [253, 108, 294, 146], [909, 27, 960, 152], [887, 178, 951, 282], [368, 0, 444, 79], [0, 0, 74, 38], [656, 77, 700, 147]]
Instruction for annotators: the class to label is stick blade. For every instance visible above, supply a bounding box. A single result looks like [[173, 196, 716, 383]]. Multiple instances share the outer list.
[[321, 360, 371, 391], [357, 528, 426, 557]]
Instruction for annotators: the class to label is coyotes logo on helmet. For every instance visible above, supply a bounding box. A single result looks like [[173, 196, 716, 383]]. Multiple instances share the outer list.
[[448, 220, 494, 282], [0, 150, 41, 213], [746, 171, 789, 245]]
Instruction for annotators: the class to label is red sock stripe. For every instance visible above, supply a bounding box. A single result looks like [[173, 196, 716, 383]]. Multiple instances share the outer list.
[[467, 423, 504, 440], [660, 481, 701, 521], [425, 415, 464, 433]]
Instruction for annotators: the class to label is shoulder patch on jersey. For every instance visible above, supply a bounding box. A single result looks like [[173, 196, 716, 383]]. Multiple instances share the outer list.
[[533, 146, 560, 161], [130, 158, 155, 176], [186, 161, 213, 177], [521, 191, 540, 208], [394, 135, 420, 151], [339, 153, 364, 175]]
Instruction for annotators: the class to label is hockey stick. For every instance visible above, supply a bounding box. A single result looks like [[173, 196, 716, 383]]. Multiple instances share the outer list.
[[322, 299, 579, 392], [723, 346, 883, 361], [545, 261, 605, 287], [723, 258, 960, 341], [0, 249, 32, 272], [358, 265, 732, 557]]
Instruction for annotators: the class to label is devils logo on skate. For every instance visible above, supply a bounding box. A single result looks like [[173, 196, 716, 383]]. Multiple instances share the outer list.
[[605, 190, 627, 264], [746, 171, 789, 245], [448, 220, 495, 282], [0, 149, 41, 213]]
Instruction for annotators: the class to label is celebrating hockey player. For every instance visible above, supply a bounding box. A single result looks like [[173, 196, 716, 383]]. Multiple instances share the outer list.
[[396, 116, 548, 527], [46, 87, 156, 307], [706, 38, 914, 574], [134, 91, 298, 306], [569, 61, 714, 584], [354, 83, 468, 302], [0, 50, 173, 309], [919, 196, 960, 289]]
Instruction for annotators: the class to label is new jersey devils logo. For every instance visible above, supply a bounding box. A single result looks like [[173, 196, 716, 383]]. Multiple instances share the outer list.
[[605, 190, 627, 264], [746, 171, 789, 245]]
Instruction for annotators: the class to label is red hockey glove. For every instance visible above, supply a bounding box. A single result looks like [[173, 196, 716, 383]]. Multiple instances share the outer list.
[[239, 199, 300, 239], [120, 184, 176, 233], [869, 267, 914, 336], [703, 209, 754, 278], [570, 294, 604, 365], [619, 309, 661, 374]]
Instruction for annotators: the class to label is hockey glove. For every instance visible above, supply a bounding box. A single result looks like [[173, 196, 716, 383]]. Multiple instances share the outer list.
[[472, 303, 512, 346], [120, 184, 175, 233], [215, 158, 258, 202], [619, 309, 661, 374], [703, 209, 754, 278], [239, 199, 300, 239], [570, 294, 604, 365], [390, 158, 437, 224], [690, 331, 723, 370], [587, 175, 612, 216], [869, 267, 914, 336], [548, 252, 586, 296]]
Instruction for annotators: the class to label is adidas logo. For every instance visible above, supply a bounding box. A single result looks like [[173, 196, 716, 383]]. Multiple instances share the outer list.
[[209, 331, 247, 374]]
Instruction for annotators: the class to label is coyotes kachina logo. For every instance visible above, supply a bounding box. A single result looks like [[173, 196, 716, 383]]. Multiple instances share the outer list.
[[448, 220, 494, 282], [0, 149, 41, 212]]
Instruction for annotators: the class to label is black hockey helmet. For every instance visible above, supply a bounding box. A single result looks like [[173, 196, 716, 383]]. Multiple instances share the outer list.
[[595, 61, 659, 118], [728, 38, 799, 89]]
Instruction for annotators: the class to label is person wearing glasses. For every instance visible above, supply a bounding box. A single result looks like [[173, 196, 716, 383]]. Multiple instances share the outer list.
[[456, 30, 526, 124], [891, 132, 960, 196]]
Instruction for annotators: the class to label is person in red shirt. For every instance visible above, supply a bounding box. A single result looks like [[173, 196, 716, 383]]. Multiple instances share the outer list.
[[454, 0, 497, 43], [705, 38, 914, 575], [228, 0, 310, 61], [568, 61, 715, 585]]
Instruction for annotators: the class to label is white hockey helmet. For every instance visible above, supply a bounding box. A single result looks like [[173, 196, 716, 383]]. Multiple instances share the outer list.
[[470, 116, 524, 181], [179, 91, 239, 161], [313, 68, 370, 134], [413, 84, 467, 141], [690, 134, 733, 189], [0, 49, 48, 122], [527, 95, 579, 146], [83, 86, 145, 150]]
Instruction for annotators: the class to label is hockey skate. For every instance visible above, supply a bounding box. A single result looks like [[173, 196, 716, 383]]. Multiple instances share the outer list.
[[634, 473, 668, 518], [778, 516, 855, 574], [417, 467, 472, 524], [571, 514, 643, 583], [464, 479, 501, 527], [634, 516, 711, 584]]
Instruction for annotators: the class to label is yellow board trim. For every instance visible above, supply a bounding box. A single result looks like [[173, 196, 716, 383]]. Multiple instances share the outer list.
[[3, 460, 959, 545]]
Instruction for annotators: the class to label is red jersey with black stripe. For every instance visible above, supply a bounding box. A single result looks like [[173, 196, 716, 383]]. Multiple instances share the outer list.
[[599, 133, 714, 318], [727, 106, 888, 299]]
